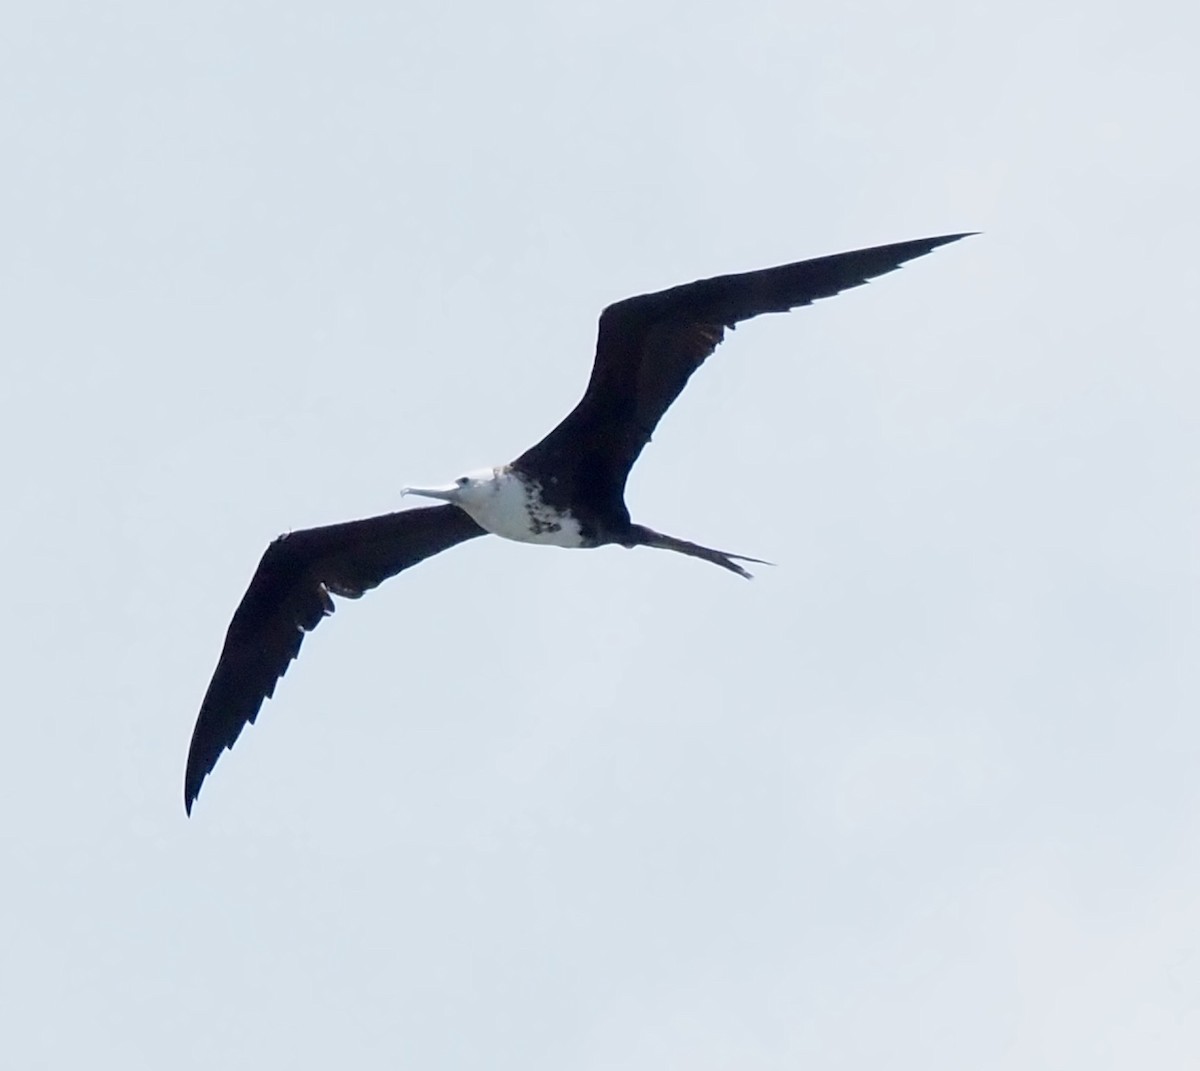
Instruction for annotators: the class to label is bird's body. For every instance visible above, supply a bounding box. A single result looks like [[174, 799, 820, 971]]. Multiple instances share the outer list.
[[185, 232, 972, 812], [410, 467, 589, 548]]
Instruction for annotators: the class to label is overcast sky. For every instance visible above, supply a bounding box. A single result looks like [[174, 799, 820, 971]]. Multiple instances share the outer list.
[[3, 2, 1198, 1068]]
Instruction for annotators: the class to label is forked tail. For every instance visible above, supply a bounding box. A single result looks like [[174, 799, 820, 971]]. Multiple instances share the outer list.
[[627, 524, 771, 579]]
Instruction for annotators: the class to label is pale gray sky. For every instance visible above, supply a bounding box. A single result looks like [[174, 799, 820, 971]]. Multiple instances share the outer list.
[[3, 2, 1198, 1068]]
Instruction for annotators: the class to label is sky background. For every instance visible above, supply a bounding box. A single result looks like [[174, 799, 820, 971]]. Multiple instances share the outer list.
[[3, 1, 1198, 1067]]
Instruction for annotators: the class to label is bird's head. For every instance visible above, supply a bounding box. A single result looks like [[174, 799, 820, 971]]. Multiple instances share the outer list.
[[401, 468, 500, 508]]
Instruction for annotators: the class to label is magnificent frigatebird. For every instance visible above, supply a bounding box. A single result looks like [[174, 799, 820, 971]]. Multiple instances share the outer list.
[[184, 233, 970, 812]]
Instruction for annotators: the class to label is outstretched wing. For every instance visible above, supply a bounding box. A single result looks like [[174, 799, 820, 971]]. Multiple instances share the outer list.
[[517, 234, 971, 490], [185, 503, 485, 813]]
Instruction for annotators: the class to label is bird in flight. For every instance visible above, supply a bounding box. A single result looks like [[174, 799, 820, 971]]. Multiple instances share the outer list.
[[185, 233, 971, 813]]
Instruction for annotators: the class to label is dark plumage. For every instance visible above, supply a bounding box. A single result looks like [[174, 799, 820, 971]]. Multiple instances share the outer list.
[[186, 233, 971, 812], [185, 506, 484, 812]]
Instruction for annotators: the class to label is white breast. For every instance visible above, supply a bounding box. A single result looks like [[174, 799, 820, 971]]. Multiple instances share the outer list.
[[456, 468, 586, 548]]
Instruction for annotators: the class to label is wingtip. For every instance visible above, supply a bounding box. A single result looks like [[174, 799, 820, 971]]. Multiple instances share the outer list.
[[184, 765, 203, 816], [934, 231, 979, 245], [885, 231, 975, 267]]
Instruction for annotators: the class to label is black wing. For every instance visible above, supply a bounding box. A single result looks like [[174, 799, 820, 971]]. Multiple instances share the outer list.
[[517, 234, 971, 493], [185, 503, 486, 813]]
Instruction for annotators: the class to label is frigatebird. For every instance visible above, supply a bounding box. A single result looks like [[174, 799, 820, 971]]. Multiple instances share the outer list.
[[185, 233, 970, 812]]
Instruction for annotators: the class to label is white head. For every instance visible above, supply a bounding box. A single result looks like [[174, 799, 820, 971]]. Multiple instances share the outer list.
[[401, 467, 504, 509]]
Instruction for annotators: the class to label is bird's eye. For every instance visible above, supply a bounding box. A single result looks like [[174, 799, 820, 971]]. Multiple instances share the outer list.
[[456, 477, 469, 486]]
